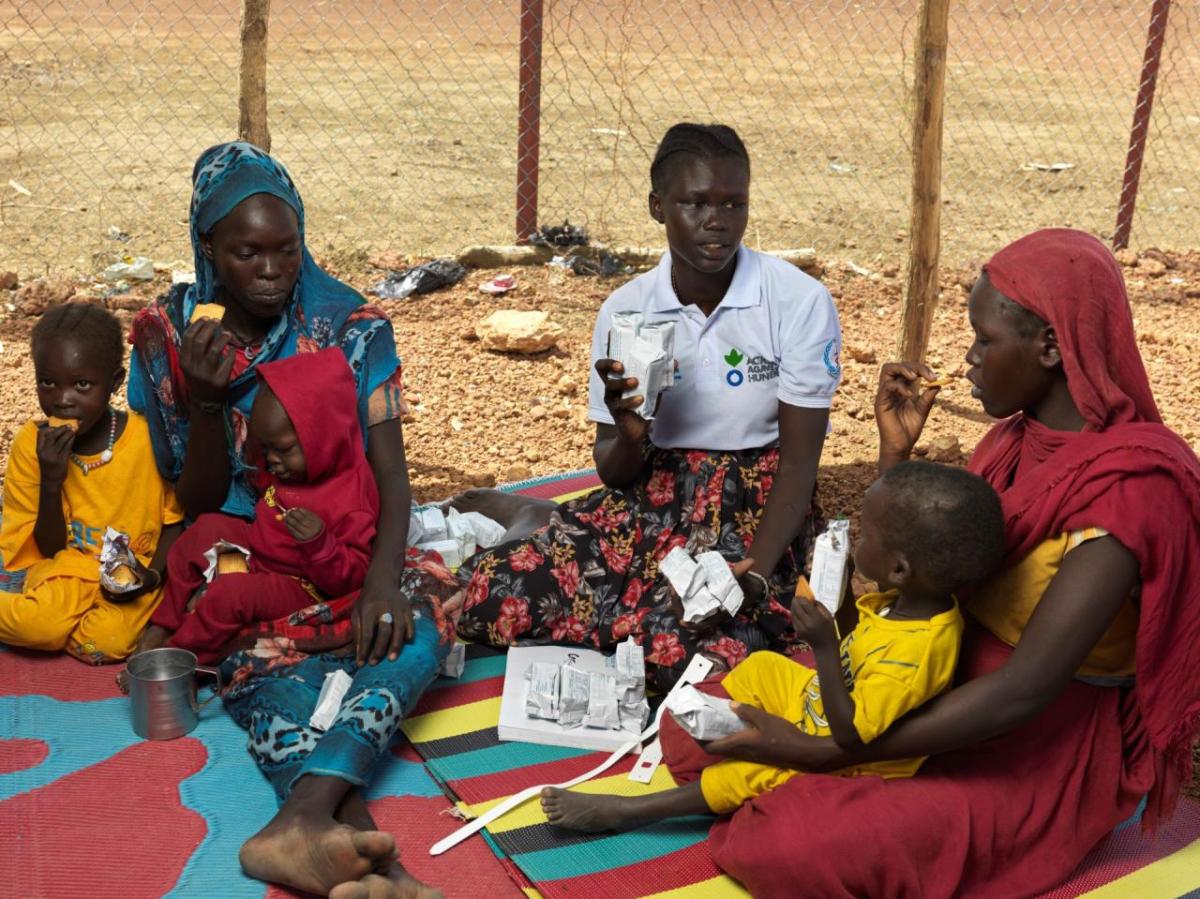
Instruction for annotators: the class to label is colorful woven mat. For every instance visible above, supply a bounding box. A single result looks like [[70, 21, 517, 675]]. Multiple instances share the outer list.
[[3, 467, 1200, 897], [402, 643, 1200, 899]]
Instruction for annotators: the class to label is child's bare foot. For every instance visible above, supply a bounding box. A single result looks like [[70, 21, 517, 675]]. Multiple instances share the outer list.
[[134, 624, 171, 655], [239, 809, 396, 895], [329, 862, 444, 899], [540, 787, 641, 833]]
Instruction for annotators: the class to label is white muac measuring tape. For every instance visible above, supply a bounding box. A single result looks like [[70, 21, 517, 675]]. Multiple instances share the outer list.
[[429, 653, 715, 856]]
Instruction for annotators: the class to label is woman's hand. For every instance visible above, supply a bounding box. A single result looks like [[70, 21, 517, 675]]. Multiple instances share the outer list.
[[731, 557, 768, 608], [595, 358, 651, 444], [36, 423, 74, 487], [180, 319, 235, 407], [353, 568, 414, 666], [875, 361, 941, 471], [705, 702, 842, 770]]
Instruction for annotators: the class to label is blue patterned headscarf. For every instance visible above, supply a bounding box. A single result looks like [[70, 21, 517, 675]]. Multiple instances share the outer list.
[[129, 142, 399, 519]]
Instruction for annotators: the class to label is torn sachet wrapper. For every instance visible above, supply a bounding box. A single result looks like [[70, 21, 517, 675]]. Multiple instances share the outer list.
[[665, 684, 748, 741], [200, 539, 252, 584]]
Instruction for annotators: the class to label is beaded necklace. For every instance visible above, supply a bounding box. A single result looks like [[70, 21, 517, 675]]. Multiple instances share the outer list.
[[70, 408, 117, 475]]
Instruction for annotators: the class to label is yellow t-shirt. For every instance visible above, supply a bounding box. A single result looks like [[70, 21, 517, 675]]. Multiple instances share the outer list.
[[967, 528, 1138, 680], [0, 415, 183, 579], [787, 591, 963, 742]]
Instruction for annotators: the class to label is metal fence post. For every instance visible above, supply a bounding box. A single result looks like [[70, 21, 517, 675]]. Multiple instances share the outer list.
[[1113, 0, 1172, 250], [516, 0, 544, 244]]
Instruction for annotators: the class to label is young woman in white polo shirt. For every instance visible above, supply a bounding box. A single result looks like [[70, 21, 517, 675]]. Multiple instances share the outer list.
[[456, 123, 841, 689]]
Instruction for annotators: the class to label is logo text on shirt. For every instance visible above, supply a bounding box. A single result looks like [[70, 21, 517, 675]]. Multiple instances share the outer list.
[[746, 355, 780, 383]]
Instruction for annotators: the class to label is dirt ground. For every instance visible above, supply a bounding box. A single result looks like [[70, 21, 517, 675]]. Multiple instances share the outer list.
[[2, 1, 1198, 277], [2, 247, 1200, 793]]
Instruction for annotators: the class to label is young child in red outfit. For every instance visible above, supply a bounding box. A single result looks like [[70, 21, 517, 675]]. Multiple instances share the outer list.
[[140, 347, 378, 663]]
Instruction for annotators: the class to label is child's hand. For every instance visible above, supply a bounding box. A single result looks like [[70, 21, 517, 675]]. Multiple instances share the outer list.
[[35, 422, 75, 486], [101, 559, 160, 604], [284, 507, 324, 542], [791, 595, 836, 648]]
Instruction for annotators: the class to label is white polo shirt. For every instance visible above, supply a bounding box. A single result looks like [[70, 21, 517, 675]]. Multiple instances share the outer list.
[[588, 246, 842, 451]]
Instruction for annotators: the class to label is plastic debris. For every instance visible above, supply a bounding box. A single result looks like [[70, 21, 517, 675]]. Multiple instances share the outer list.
[[479, 274, 516, 295], [372, 259, 466, 299], [102, 256, 155, 282], [1020, 161, 1075, 173], [529, 221, 589, 248]]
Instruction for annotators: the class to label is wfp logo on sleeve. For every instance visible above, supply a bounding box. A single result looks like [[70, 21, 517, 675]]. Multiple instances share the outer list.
[[823, 340, 842, 378]]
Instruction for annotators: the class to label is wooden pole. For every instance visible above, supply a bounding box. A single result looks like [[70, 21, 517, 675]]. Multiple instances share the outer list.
[[898, 0, 950, 363], [515, 0, 544, 243], [1113, 0, 1172, 250], [238, 0, 272, 152]]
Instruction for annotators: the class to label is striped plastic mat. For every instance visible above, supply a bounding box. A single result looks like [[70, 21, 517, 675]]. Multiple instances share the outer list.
[[403, 643, 1200, 899]]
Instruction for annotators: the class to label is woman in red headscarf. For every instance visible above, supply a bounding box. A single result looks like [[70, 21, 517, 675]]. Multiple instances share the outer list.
[[688, 229, 1200, 897]]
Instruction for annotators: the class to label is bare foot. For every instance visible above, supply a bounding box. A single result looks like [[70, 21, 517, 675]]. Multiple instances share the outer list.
[[134, 624, 171, 655], [239, 811, 396, 895], [329, 862, 444, 899], [540, 787, 639, 833], [444, 488, 555, 531], [336, 788, 376, 832]]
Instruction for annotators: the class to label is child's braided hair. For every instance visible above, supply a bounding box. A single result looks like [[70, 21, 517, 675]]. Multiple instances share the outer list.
[[31, 302, 125, 372]]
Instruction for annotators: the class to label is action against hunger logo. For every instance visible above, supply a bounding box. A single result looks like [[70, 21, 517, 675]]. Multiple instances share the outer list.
[[724, 347, 745, 386]]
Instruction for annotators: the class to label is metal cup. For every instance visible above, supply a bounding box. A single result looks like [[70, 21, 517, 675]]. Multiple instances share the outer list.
[[125, 647, 222, 740]]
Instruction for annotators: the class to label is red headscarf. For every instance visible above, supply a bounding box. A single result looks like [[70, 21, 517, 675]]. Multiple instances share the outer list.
[[968, 228, 1200, 826]]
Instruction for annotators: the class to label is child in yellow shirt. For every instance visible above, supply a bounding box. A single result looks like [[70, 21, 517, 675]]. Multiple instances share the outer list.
[[541, 461, 1006, 830], [0, 303, 183, 663]]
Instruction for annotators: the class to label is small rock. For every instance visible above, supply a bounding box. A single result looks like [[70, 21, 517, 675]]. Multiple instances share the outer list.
[[461, 328, 479, 341], [524, 449, 541, 463], [881, 264, 899, 279], [530, 406, 548, 420], [551, 406, 571, 419], [476, 309, 563, 354], [1115, 248, 1139, 267], [1140, 258, 1167, 278], [1185, 287, 1200, 299], [925, 435, 962, 463], [505, 463, 533, 482], [468, 471, 496, 488], [913, 444, 930, 457], [557, 375, 577, 396], [16, 277, 76, 316], [450, 417, 464, 431], [0, 271, 17, 291], [844, 401, 862, 420], [846, 346, 877, 365]]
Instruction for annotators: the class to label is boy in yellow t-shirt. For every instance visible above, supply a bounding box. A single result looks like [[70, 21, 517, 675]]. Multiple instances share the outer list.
[[541, 461, 1007, 831], [0, 303, 183, 663]]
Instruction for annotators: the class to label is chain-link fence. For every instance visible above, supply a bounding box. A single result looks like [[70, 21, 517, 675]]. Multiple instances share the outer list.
[[2, 1, 1197, 278]]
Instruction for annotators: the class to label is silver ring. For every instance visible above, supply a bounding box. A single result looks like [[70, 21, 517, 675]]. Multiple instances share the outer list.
[[378, 611, 394, 625]]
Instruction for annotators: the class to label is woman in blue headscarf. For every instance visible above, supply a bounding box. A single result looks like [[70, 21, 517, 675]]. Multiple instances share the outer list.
[[130, 143, 456, 897]]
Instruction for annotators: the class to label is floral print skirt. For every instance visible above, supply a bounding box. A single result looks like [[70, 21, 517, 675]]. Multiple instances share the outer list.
[[456, 446, 821, 690]]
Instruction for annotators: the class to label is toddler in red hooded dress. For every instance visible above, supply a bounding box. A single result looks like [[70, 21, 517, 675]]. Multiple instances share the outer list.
[[144, 347, 379, 664]]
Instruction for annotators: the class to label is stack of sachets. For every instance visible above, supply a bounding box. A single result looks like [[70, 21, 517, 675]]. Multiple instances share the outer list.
[[659, 547, 745, 624], [408, 505, 506, 570], [607, 312, 676, 419], [523, 638, 650, 735]]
